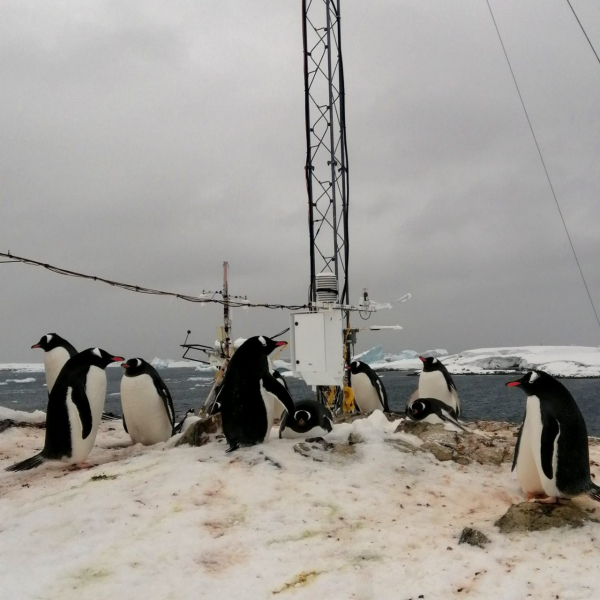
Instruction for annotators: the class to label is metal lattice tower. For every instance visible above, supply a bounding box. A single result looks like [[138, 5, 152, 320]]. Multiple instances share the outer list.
[[302, 0, 350, 308]]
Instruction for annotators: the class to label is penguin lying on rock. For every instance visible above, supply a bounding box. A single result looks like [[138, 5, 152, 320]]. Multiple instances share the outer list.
[[279, 400, 334, 439], [218, 336, 297, 452], [405, 397, 467, 432], [507, 370, 600, 504], [6, 348, 124, 471]]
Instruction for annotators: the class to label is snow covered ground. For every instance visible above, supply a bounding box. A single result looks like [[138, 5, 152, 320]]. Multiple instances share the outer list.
[[1, 409, 600, 599], [362, 345, 600, 378]]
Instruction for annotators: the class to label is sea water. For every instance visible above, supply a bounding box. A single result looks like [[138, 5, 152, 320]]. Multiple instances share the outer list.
[[1, 368, 599, 435]]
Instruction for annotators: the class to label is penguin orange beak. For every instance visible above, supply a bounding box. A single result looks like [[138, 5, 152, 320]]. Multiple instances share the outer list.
[[31, 344, 41, 349], [275, 341, 287, 347], [111, 356, 125, 362], [121, 363, 129, 368], [506, 381, 520, 387], [419, 356, 425, 362]]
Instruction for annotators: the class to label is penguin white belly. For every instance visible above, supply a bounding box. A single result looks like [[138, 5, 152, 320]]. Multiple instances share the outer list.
[[273, 401, 284, 421], [259, 381, 276, 441], [67, 366, 106, 463], [352, 373, 383, 413], [521, 396, 561, 498], [419, 372, 456, 409], [280, 425, 329, 440], [44, 347, 71, 392], [121, 375, 173, 445]]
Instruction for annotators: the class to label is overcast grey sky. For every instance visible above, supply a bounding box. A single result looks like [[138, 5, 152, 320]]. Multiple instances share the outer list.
[[1, 0, 600, 363]]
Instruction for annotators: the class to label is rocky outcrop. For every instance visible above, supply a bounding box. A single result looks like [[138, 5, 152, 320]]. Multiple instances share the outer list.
[[176, 413, 222, 447], [395, 420, 515, 466], [495, 502, 597, 533], [458, 527, 490, 548]]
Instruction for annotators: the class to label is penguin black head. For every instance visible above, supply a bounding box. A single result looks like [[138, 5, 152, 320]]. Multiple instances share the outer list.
[[348, 360, 364, 375], [32, 333, 72, 352], [82, 348, 125, 369], [121, 358, 152, 377], [419, 356, 442, 371], [405, 399, 427, 420], [506, 370, 549, 393], [234, 336, 287, 363]]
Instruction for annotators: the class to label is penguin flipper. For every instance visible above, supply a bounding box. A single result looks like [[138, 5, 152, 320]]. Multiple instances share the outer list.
[[6, 452, 47, 472], [262, 374, 295, 416], [152, 379, 175, 429], [376, 379, 390, 412], [70, 384, 93, 439], [438, 409, 469, 433], [512, 409, 526, 472], [587, 484, 600, 503], [451, 388, 462, 416], [541, 414, 560, 480], [122, 414, 128, 434]]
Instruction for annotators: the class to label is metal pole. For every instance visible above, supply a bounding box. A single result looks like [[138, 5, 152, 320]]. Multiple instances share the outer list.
[[223, 261, 231, 361]]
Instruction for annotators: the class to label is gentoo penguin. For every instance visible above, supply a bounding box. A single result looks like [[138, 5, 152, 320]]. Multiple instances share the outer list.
[[506, 370, 600, 503], [405, 397, 467, 432], [174, 409, 201, 434], [218, 336, 296, 451], [279, 400, 334, 439], [418, 356, 461, 416], [31, 333, 76, 393], [272, 370, 290, 421], [120, 358, 175, 445], [348, 360, 389, 413], [6, 348, 124, 471]]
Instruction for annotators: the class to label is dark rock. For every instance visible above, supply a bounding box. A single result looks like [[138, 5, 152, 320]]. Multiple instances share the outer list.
[[348, 432, 364, 445], [495, 502, 597, 533], [458, 527, 490, 548], [176, 413, 222, 447]]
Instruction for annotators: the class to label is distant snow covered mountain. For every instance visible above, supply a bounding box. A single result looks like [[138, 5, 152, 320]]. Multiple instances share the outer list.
[[362, 345, 600, 378], [2, 346, 599, 378]]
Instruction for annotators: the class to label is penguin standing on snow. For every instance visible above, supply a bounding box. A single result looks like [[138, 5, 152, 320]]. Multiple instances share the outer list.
[[6, 348, 124, 472], [506, 370, 600, 503], [348, 360, 389, 413], [31, 333, 77, 393], [418, 356, 461, 416], [279, 400, 334, 439], [120, 358, 175, 445], [405, 398, 467, 432], [218, 336, 297, 451]]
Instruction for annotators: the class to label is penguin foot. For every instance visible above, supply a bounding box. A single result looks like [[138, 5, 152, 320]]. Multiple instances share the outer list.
[[526, 492, 548, 502], [535, 496, 558, 504], [69, 462, 96, 470]]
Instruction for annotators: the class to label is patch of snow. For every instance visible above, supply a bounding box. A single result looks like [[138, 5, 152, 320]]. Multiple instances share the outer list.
[[150, 358, 216, 371], [1, 416, 599, 599], [187, 377, 213, 382], [5, 378, 36, 384]]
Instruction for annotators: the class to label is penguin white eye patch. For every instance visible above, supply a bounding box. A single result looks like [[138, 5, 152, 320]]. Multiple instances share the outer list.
[[258, 336, 267, 346], [294, 411, 311, 421], [528, 371, 539, 383], [92, 348, 102, 357]]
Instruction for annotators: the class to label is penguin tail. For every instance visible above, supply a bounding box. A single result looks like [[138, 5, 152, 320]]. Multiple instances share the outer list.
[[586, 483, 600, 503], [5, 452, 46, 472]]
